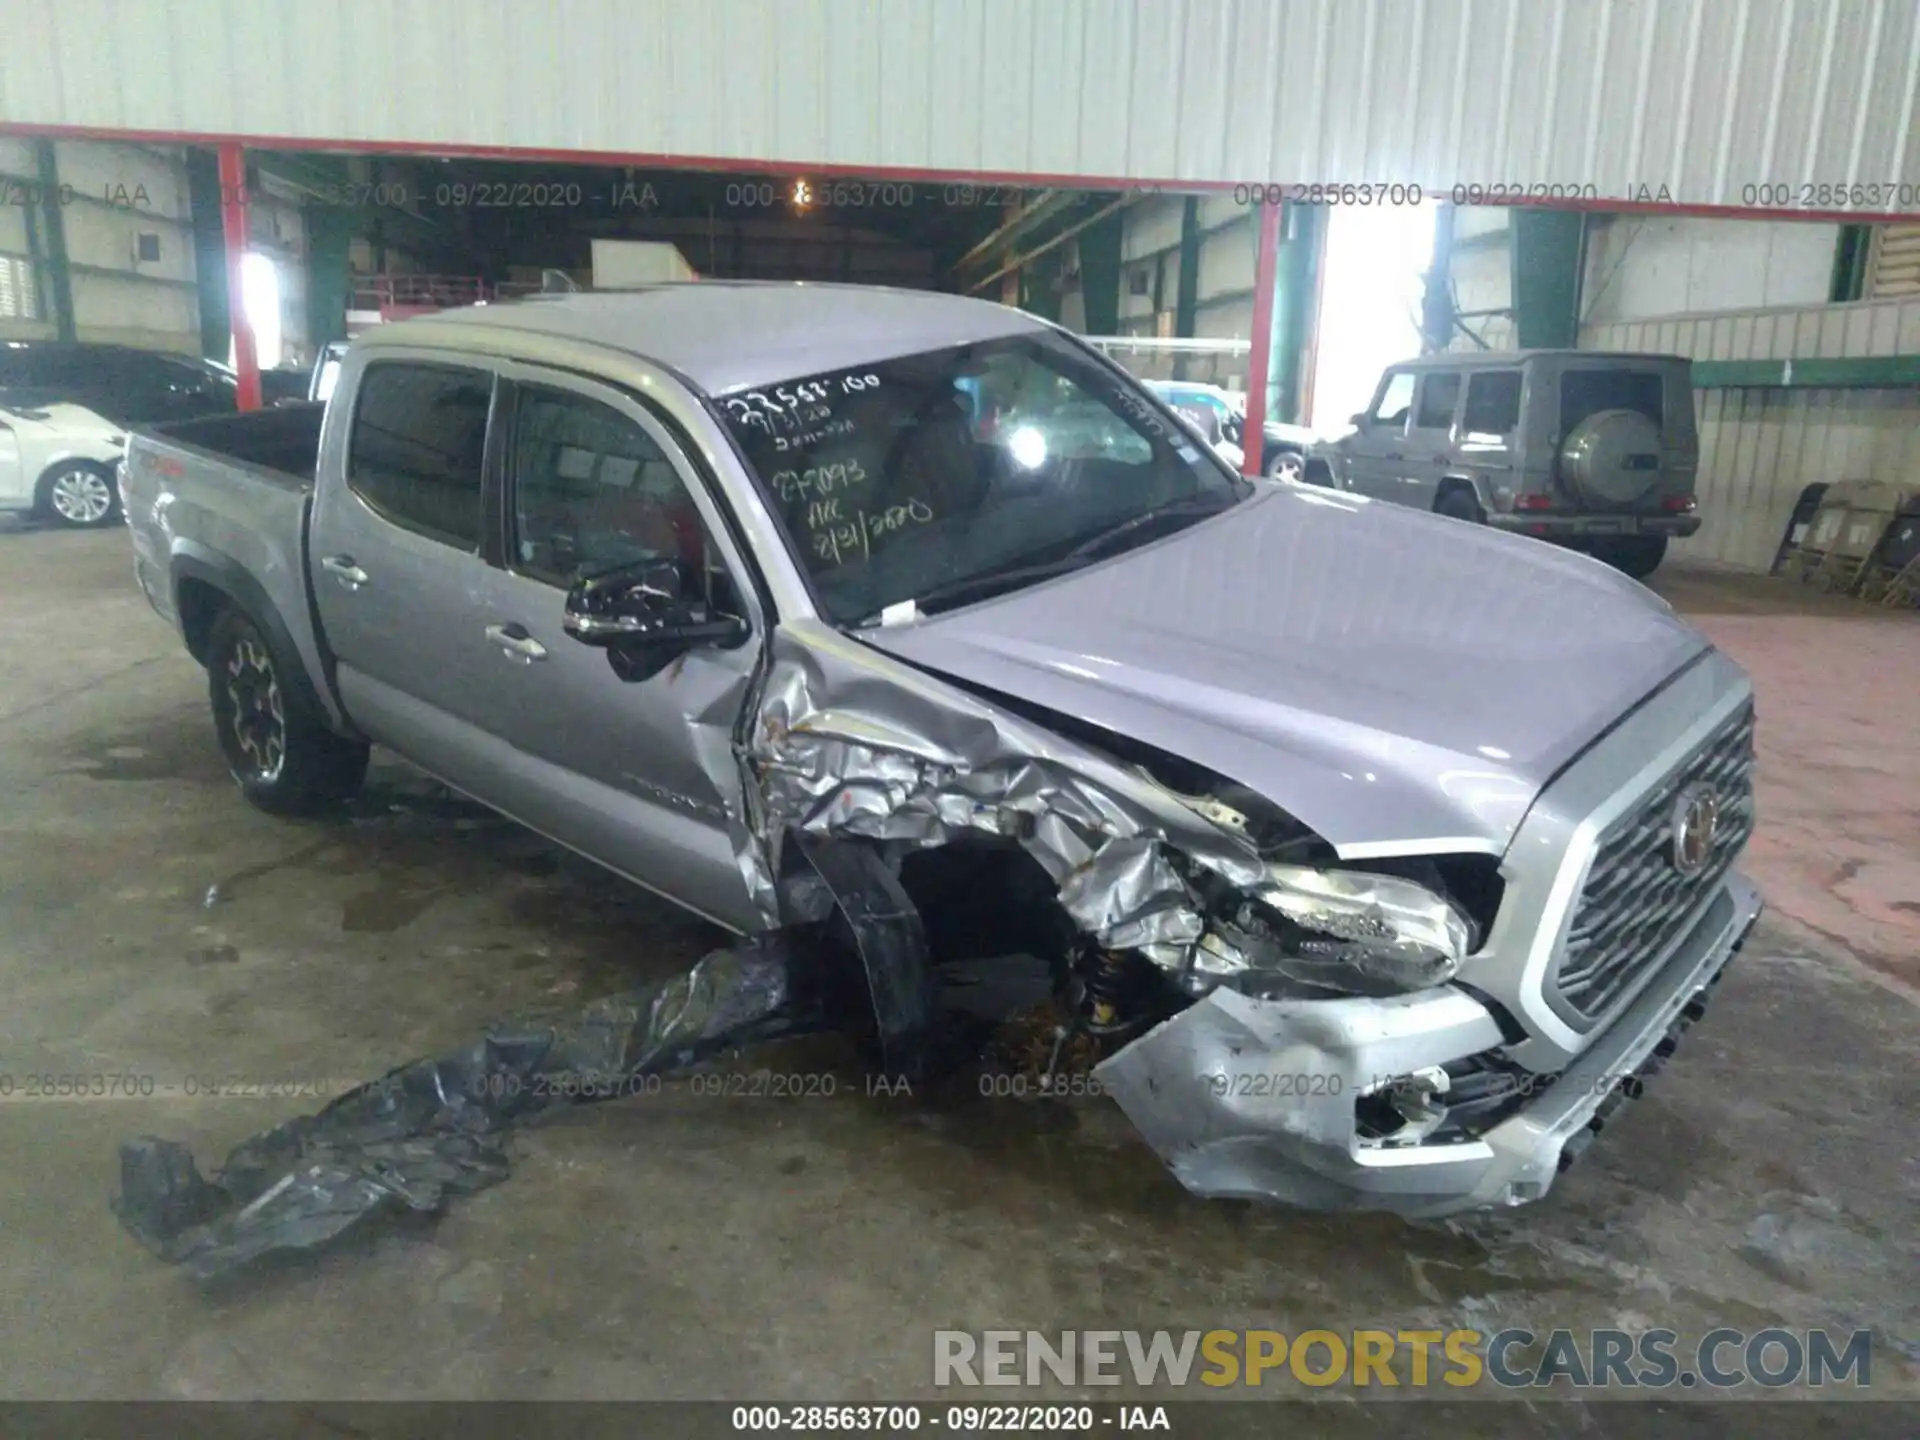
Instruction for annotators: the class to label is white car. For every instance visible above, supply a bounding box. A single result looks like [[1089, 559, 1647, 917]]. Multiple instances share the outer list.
[[0, 392, 128, 528]]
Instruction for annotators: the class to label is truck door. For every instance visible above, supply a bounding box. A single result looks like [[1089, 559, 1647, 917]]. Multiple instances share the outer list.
[[307, 355, 512, 802], [461, 367, 766, 933], [1342, 368, 1415, 500]]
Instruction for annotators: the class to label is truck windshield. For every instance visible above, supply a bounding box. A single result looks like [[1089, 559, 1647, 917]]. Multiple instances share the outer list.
[[712, 333, 1249, 624]]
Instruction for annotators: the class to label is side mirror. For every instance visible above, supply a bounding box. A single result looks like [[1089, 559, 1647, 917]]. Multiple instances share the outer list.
[[1350, 411, 1370, 428], [563, 560, 748, 683]]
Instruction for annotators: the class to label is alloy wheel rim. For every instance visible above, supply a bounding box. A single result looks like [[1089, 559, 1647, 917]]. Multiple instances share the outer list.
[[50, 469, 113, 523], [225, 637, 286, 781], [1272, 453, 1305, 482]]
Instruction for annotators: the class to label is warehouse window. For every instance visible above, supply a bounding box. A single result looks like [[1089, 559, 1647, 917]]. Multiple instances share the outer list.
[[1461, 371, 1522, 436], [0, 255, 39, 320], [347, 362, 494, 549]]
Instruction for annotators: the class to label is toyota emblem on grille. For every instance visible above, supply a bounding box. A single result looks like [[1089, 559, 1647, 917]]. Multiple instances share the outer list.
[[1670, 784, 1721, 875]]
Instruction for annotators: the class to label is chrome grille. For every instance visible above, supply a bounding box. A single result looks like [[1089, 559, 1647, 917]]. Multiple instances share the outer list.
[[1554, 701, 1756, 1023]]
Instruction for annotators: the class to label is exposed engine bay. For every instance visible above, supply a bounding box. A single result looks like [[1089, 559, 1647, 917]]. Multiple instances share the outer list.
[[745, 624, 1504, 1089]]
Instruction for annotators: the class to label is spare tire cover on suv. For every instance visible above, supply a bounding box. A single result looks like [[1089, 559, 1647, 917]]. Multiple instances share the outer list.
[[1561, 407, 1664, 505]]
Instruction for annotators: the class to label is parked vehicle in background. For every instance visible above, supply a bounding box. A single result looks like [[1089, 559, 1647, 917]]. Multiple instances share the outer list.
[[309, 341, 350, 403], [0, 389, 128, 527], [1146, 379, 1318, 480], [121, 284, 1759, 1219], [1306, 351, 1701, 578], [1156, 391, 1244, 470], [0, 341, 240, 427], [259, 365, 312, 406]]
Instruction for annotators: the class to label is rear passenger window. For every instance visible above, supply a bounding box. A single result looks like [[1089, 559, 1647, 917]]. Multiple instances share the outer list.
[[346, 362, 493, 548], [1415, 372, 1462, 430], [1461, 371, 1522, 436], [1561, 369, 1664, 429]]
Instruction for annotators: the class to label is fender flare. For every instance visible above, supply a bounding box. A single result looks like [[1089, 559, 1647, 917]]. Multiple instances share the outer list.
[[780, 834, 940, 1085], [168, 546, 338, 731]]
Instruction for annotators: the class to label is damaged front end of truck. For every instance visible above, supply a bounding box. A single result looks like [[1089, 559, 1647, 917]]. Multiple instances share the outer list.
[[741, 621, 1532, 1210]]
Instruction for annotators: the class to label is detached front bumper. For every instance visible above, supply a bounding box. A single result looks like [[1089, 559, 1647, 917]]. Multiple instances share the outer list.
[[1095, 871, 1761, 1218], [1488, 511, 1703, 538]]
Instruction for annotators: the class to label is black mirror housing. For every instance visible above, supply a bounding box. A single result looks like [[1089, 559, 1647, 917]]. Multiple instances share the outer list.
[[563, 560, 748, 682]]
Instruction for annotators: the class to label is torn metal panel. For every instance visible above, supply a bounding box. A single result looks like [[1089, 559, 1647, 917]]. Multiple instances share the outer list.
[[113, 939, 823, 1280], [678, 654, 783, 929], [749, 622, 1263, 979]]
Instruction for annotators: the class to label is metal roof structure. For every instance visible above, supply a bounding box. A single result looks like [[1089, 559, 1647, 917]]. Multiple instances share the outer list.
[[3, 0, 1916, 212]]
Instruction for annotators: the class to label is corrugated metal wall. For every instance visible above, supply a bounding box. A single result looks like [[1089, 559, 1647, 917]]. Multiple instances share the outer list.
[[1585, 296, 1920, 571], [0, 136, 202, 352], [1, 0, 1916, 205]]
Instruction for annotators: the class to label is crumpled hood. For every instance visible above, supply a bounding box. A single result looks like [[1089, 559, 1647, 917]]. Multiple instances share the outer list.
[[858, 485, 1709, 858]]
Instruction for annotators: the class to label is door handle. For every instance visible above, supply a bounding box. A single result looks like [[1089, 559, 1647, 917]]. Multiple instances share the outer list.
[[1385, 452, 1404, 461], [485, 623, 549, 663], [321, 554, 369, 589]]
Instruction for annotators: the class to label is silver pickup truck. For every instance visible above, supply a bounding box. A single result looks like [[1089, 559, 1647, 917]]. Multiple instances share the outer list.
[[123, 283, 1760, 1217]]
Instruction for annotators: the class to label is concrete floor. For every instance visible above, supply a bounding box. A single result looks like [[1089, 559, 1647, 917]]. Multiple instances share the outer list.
[[0, 525, 1914, 1413]]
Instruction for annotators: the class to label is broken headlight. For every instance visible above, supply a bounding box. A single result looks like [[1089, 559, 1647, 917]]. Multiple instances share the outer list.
[[1201, 864, 1474, 995]]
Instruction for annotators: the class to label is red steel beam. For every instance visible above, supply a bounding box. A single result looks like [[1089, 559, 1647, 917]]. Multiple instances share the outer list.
[[217, 142, 261, 412], [3, 122, 1916, 225], [1240, 199, 1284, 478]]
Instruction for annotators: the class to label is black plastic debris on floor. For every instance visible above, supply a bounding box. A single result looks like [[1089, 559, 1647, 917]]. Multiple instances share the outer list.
[[112, 938, 825, 1280]]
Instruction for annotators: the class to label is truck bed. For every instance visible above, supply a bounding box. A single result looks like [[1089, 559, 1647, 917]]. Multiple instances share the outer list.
[[121, 402, 346, 728], [151, 402, 325, 485]]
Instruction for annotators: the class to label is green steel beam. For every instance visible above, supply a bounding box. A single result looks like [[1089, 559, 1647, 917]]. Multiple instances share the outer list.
[[1509, 208, 1584, 348], [32, 141, 75, 341], [1173, 197, 1199, 379], [1271, 203, 1320, 424], [1077, 208, 1123, 336], [185, 149, 231, 359], [1829, 225, 1871, 303], [303, 204, 356, 348], [1691, 355, 1920, 388]]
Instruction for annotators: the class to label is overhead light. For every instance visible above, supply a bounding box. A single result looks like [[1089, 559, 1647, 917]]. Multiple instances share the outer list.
[[1008, 426, 1048, 469]]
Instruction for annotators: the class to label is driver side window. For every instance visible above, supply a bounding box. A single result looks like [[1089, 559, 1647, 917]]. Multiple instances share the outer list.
[[510, 385, 717, 594], [1370, 370, 1416, 429]]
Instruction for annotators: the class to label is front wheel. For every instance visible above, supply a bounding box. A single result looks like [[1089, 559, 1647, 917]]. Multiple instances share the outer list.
[[1265, 448, 1306, 483], [207, 608, 369, 815], [1435, 487, 1485, 523], [37, 460, 121, 528], [1592, 534, 1669, 580]]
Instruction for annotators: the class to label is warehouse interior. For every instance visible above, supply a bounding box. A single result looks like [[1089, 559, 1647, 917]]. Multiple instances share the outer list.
[[8, 135, 1919, 577], [0, 0, 1916, 1420]]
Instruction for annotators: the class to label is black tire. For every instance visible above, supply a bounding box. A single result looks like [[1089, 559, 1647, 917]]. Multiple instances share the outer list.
[[206, 607, 368, 815], [35, 459, 121, 529], [1435, 487, 1485, 523], [1265, 448, 1307, 482], [1593, 534, 1668, 580]]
